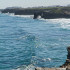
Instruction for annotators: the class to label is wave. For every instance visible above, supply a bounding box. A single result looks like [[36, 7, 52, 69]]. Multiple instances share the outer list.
[[12, 57, 52, 70], [7, 13, 34, 18], [2, 13, 34, 19], [12, 64, 35, 70], [32, 56, 52, 62], [39, 18, 70, 30], [13, 15, 34, 18], [3, 13, 70, 30], [50, 18, 70, 30]]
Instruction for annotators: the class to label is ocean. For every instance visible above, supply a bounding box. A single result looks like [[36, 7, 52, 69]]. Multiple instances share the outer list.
[[0, 13, 70, 70]]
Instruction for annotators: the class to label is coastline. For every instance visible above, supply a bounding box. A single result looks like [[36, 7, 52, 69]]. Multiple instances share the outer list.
[[1, 7, 70, 70], [1, 6, 70, 19]]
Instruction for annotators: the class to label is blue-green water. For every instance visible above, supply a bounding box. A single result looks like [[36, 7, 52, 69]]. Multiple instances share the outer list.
[[0, 13, 70, 70]]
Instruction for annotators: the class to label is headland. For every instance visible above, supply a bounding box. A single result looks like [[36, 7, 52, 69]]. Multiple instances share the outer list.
[[1, 6, 70, 19]]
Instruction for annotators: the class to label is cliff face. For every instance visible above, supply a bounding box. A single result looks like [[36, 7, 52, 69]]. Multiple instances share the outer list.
[[1, 6, 70, 19], [43, 12, 70, 19], [33, 11, 70, 19], [14, 9, 40, 15], [44, 12, 70, 19], [1, 9, 19, 13], [14, 9, 48, 15]]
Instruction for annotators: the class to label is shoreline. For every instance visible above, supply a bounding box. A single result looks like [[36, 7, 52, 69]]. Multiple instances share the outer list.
[[1, 6, 70, 19]]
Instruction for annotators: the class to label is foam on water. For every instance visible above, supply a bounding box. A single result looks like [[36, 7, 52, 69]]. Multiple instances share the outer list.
[[6, 13, 70, 30], [48, 18, 70, 30], [13, 64, 35, 70], [39, 18, 70, 30], [8, 13, 34, 18]]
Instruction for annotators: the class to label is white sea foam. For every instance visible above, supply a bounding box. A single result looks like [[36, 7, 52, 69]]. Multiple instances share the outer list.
[[39, 18, 70, 30], [41, 58, 51, 62], [47, 58, 52, 61], [14, 15, 33, 18], [9, 13, 34, 18], [32, 56, 52, 62], [12, 64, 35, 70], [45, 18, 70, 30], [3, 12, 34, 19], [4, 13, 70, 30]]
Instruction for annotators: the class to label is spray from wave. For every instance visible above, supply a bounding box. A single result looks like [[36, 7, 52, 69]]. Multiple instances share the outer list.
[[49, 19, 70, 30]]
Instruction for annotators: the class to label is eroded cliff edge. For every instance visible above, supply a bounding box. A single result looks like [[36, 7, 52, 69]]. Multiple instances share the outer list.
[[1, 6, 70, 19]]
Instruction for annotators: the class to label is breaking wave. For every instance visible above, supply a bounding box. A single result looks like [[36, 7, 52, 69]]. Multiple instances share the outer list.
[[12, 64, 35, 70], [48, 18, 70, 30]]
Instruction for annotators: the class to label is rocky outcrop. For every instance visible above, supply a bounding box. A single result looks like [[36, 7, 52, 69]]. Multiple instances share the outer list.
[[14, 9, 46, 15], [1, 7, 24, 13], [14, 9, 39, 15], [1, 6, 70, 19], [33, 12, 42, 19], [60, 47, 70, 70], [35, 67, 66, 70], [33, 11, 70, 19]]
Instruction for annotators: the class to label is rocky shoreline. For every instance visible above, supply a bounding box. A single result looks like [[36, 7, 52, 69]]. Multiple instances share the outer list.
[[1, 6, 70, 19]]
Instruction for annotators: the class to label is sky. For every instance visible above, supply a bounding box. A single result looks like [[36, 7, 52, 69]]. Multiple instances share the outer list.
[[0, 0, 70, 9]]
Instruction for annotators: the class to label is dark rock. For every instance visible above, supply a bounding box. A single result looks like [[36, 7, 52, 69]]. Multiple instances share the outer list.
[[66, 59, 70, 63], [66, 65, 70, 70], [1, 9, 19, 13], [14, 9, 44, 15], [33, 11, 70, 19], [2, 7, 70, 19], [15, 9, 36, 15], [60, 47, 70, 68], [35, 67, 66, 70], [33, 12, 42, 19]]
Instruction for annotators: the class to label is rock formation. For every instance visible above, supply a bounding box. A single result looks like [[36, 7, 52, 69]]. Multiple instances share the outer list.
[[33, 11, 70, 19], [1, 6, 70, 19], [60, 47, 70, 70], [33, 12, 42, 19], [35, 67, 66, 70]]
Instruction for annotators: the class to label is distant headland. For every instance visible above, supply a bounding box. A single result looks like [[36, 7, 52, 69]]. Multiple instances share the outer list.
[[1, 6, 70, 19]]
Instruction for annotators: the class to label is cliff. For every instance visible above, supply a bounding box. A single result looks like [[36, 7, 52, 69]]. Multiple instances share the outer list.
[[33, 11, 70, 19], [1, 6, 70, 19], [1, 7, 23, 13], [14, 9, 41, 15]]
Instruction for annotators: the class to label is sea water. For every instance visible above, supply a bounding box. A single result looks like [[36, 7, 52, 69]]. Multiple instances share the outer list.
[[0, 13, 70, 70]]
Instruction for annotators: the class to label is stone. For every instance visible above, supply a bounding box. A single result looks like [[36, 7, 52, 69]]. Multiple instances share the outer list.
[[66, 65, 70, 70], [35, 68, 66, 70], [66, 59, 70, 63]]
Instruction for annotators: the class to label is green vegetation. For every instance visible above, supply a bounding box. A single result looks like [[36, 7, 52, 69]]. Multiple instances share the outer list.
[[2, 6, 70, 15], [25, 6, 70, 14]]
